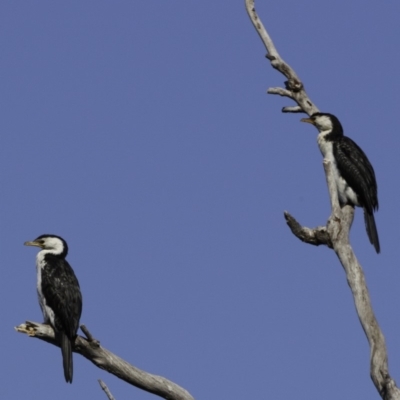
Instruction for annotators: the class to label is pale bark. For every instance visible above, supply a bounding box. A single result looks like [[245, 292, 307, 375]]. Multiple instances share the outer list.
[[14, 3, 399, 399], [98, 379, 116, 400], [245, 1, 400, 398], [15, 321, 195, 400]]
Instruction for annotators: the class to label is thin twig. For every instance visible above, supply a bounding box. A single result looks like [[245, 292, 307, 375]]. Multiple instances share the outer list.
[[99, 379, 116, 400], [80, 324, 98, 344], [267, 87, 292, 98], [282, 106, 303, 113]]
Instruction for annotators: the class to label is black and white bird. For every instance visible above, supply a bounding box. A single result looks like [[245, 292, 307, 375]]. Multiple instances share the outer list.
[[301, 112, 380, 253], [24, 234, 82, 383]]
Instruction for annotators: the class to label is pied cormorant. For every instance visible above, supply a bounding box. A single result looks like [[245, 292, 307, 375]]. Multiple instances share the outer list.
[[301, 113, 380, 253], [24, 234, 82, 383]]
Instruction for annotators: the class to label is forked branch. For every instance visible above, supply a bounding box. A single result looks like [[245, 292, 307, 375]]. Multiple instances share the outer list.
[[245, 1, 400, 398], [15, 321, 195, 400], [245, 0, 318, 115]]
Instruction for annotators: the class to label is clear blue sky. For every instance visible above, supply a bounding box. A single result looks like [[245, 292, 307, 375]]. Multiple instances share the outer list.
[[3, 1, 400, 399]]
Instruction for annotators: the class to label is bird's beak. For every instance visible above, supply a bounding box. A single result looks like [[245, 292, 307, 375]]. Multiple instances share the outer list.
[[24, 240, 42, 248], [300, 117, 315, 125]]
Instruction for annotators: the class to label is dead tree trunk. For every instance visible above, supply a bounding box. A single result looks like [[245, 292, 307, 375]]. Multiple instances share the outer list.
[[244, 1, 400, 398]]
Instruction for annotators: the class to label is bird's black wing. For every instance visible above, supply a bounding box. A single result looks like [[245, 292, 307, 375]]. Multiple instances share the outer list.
[[334, 136, 380, 253], [333, 136, 378, 213], [41, 255, 82, 339]]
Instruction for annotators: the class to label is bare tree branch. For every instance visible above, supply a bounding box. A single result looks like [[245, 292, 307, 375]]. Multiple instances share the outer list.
[[245, 1, 400, 398], [282, 106, 303, 114], [284, 211, 332, 248], [15, 321, 195, 400], [245, 0, 318, 116], [267, 87, 293, 98], [80, 324, 96, 342], [99, 379, 116, 400]]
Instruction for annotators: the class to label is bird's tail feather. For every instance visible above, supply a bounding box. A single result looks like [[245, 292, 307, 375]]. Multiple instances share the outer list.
[[364, 209, 380, 254], [60, 332, 73, 383]]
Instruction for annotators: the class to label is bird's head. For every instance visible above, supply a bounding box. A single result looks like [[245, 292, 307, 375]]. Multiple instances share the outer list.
[[301, 112, 343, 135], [24, 234, 68, 257]]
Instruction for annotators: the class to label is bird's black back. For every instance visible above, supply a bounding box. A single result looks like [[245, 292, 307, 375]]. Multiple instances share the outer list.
[[41, 255, 82, 339], [333, 136, 378, 213]]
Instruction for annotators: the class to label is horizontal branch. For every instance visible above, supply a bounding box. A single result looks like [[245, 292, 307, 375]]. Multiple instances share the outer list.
[[282, 106, 303, 113], [284, 211, 332, 248], [267, 87, 292, 98], [15, 321, 195, 400]]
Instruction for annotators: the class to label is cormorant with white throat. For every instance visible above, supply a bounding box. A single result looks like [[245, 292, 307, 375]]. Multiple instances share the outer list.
[[301, 112, 380, 253], [24, 234, 82, 383]]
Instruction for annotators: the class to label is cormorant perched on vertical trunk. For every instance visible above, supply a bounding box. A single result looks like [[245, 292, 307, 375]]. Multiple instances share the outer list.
[[301, 113, 380, 253]]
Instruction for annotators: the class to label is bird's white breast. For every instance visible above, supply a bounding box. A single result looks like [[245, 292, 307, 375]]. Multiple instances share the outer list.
[[317, 132, 360, 206], [317, 130, 333, 158], [36, 251, 55, 327]]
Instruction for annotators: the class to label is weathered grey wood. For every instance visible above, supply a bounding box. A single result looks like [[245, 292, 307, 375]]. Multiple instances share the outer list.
[[245, 1, 400, 398], [15, 321, 195, 400], [323, 163, 398, 399], [284, 211, 332, 248], [98, 379, 116, 400], [245, 0, 318, 117]]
